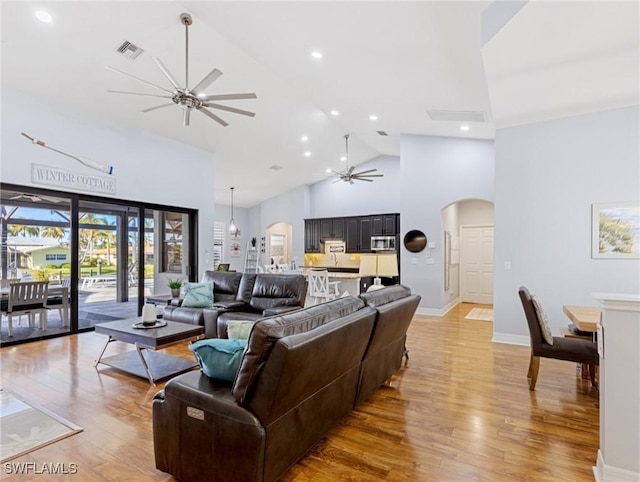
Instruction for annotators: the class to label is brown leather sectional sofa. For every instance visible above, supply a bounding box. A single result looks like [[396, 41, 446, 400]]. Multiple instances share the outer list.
[[153, 285, 420, 482], [163, 271, 308, 338]]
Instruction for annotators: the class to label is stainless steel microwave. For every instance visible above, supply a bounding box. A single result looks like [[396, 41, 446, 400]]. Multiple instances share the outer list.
[[371, 236, 396, 251]]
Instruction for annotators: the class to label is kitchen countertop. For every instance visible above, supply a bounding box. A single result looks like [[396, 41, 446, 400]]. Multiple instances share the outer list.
[[301, 269, 361, 279], [300, 266, 359, 273]]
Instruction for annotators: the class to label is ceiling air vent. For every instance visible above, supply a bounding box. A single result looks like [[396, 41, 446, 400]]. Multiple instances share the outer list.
[[269, 165, 283, 171], [376, 131, 388, 136], [114, 40, 144, 60], [426, 110, 486, 123]]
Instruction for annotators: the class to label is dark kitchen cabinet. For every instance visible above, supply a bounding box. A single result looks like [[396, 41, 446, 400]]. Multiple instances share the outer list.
[[345, 217, 359, 252], [304, 219, 321, 253], [305, 213, 398, 253], [358, 217, 372, 252], [319, 218, 344, 239], [371, 214, 397, 236]]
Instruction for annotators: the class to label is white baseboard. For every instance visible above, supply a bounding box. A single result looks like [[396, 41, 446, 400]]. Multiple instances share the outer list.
[[594, 449, 640, 482], [416, 297, 460, 317], [492, 332, 530, 346], [441, 297, 460, 316], [416, 307, 444, 316]]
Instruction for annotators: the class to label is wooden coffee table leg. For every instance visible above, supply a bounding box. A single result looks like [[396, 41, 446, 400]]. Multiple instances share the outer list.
[[135, 343, 155, 386]]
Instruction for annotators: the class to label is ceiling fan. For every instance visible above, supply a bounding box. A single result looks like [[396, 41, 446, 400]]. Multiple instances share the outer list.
[[106, 12, 257, 127], [9, 193, 61, 203], [332, 134, 383, 184]]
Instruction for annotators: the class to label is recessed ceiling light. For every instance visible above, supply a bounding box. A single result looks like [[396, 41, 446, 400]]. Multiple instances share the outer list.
[[304, 151, 312, 158], [300, 135, 309, 142], [325, 168, 332, 173], [330, 110, 339, 116], [35, 10, 52, 23], [460, 125, 470, 131], [369, 115, 378, 121], [340, 156, 347, 162], [311, 51, 323, 60]]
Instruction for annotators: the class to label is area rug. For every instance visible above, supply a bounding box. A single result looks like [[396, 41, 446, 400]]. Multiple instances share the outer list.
[[0, 389, 82, 463], [465, 308, 494, 322]]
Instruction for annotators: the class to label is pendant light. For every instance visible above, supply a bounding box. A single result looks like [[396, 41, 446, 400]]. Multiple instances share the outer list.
[[229, 187, 238, 235]]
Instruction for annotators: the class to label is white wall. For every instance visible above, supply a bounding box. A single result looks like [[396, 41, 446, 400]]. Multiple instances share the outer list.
[[248, 185, 310, 266], [309, 155, 400, 217], [493, 106, 640, 342], [400, 135, 495, 313], [1, 88, 216, 282]]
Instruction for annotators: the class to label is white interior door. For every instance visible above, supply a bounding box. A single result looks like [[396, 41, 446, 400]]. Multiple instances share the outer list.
[[460, 226, 494, 304]]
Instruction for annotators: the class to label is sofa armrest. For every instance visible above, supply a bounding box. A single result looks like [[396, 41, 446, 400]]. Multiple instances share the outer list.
[[163, 306, 204, 326], [212, 300, 246, 310], [153, 372, 265, 482], [262, 305, 304, 317]]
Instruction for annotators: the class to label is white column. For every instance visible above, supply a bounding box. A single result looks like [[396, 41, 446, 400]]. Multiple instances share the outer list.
[[592, 293, 640, 482]]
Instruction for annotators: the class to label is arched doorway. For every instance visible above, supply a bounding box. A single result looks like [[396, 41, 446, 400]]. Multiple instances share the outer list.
[[265, 222, 293, 268]]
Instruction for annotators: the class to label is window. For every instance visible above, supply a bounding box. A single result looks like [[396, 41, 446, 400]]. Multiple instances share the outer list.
[[45, 254, 67, 261], [213, 222, 226, 269], [161, 212, 184, 273]]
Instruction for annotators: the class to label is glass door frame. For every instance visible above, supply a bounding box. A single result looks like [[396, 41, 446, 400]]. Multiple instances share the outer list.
[[1, 182, 198, 346]]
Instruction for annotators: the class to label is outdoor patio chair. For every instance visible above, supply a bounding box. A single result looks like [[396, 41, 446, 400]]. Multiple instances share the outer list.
[[1, 281, 49, 337]]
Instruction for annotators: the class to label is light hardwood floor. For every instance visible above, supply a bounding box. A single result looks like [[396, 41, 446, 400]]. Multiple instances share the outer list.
[[0, 303, 599, 481]]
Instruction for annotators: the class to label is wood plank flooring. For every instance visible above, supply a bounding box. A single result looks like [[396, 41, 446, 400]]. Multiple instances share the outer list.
[[0, 303, 599, 481]]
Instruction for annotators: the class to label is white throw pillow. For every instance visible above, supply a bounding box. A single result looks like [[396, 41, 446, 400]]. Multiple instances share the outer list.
[[531, 295, 554, 345]]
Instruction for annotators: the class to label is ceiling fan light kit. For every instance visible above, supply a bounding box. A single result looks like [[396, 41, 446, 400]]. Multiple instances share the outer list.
[[332, 134, 383, 184], [107, 12, 257, 127]]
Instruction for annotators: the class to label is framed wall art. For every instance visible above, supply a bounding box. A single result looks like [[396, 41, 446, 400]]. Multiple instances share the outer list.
[[592, 202, 640, 259]]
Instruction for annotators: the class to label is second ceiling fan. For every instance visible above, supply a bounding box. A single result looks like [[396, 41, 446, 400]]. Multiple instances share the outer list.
[[333, 134, 383, 184], [107, 12, 257, 127]]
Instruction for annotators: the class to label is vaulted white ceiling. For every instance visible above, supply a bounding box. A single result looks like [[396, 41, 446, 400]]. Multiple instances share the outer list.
[[2, 2, 637, 207]]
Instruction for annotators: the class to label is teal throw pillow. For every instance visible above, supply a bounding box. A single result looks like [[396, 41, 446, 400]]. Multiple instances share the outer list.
[[189, 338, 248, 381], [181, 282, 214, 308], [227, 320, 255, 340]]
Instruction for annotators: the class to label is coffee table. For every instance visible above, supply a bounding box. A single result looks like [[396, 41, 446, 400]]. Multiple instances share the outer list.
[[94, 318, 204, 385]]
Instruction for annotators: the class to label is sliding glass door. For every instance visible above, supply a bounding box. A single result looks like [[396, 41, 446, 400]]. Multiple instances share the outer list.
[[1, 183, 197, 346]]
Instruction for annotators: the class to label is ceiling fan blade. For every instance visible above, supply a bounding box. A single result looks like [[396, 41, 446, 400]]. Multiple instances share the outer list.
[[183, 109, 191, 127], [355, 178, 374, 182], [106, 66, 175, 95], [203, 103, 255, 117], [355, 173, 384, 178], [141, 103, 175, 113], [352, 169, 378, 176], [347, 166, 356, 175], [198, 107, 229, 127], [107, 90, 173, 99], [152, 56, 182, 90], [191, 68, 223, 96], [200, 93, 257, 102]]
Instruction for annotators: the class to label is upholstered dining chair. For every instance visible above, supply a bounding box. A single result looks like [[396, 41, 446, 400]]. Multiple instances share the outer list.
[[307, 270, 340, 306], [1, 281, 49, 337], [519, 286, 599, 390]]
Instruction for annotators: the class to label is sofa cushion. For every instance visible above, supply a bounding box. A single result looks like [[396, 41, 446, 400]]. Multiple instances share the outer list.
[[248, 274, 307, 312], [182, 282, 214, 308], [227, 320, 255, 340], [232, 296, 365, 404], [190, 338, 248, 381], [201, 271, 243, 302]]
